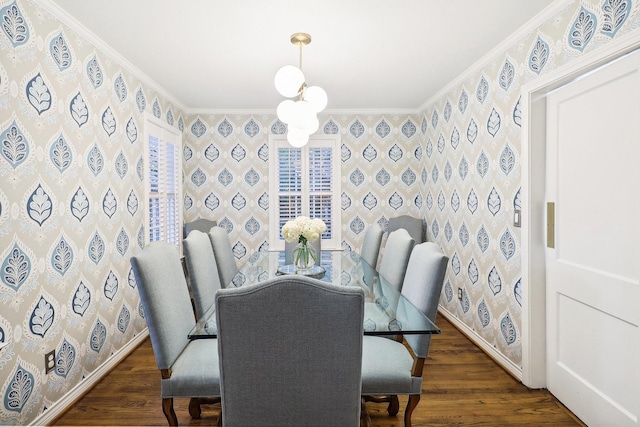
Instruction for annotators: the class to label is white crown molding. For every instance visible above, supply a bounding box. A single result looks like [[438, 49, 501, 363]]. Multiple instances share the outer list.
[[323, 108, 418, 117], [187, 108, 277, 116], [34, 0, 189, 113], [185, 107, 418, 117], [416, 0, 573, 113]]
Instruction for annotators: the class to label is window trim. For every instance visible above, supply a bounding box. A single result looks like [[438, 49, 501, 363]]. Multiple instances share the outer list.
[[268, 134, 341, 251], [143, 113, 183, 253]]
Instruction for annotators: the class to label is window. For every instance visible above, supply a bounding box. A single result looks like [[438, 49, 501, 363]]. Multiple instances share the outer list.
[[144, 115, 182, 251], [269, 135, 341, 250]]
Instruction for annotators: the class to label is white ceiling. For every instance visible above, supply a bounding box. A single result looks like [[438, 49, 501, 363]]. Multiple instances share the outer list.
[[48, 0, 555, 112]]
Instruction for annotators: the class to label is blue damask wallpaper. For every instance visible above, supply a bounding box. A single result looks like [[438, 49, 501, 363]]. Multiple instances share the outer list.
[[419, 0, 640, 363], [0, 0, 184, 423], [0, 0, 639, 424], [181, 113, 423, 257]]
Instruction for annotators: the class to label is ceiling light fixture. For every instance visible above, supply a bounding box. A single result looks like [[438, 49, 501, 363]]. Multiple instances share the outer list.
[[275, 32, 327, 148]]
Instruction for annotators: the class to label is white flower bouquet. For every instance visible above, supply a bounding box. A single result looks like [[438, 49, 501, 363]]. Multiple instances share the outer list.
[[282, 216, 327, 269], [281, 216, 326, 244]]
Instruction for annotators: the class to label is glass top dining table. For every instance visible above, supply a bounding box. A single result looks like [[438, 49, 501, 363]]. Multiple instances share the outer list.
[[188, 249, 440, 339]]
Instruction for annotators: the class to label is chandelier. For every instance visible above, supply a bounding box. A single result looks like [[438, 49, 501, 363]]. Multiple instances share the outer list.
[[274, 33, 327, 147]]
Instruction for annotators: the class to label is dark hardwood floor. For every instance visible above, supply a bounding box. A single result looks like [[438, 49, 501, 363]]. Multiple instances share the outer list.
[[52, 317, 585, 426]]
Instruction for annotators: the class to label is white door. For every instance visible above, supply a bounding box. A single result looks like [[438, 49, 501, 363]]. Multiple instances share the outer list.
[[546, 50, 640, 426]]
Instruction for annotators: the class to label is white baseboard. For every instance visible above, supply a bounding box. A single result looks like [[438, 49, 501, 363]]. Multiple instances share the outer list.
[[437, 307, 523, 381], [31, 329, 149, 426]]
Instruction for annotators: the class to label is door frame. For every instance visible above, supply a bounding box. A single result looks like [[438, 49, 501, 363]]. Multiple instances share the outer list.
[[520, 30, 640, 388]]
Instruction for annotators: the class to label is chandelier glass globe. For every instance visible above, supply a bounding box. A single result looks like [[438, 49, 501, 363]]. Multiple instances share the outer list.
[[274, 65, 305, 98], [304, 86, 328, 113]]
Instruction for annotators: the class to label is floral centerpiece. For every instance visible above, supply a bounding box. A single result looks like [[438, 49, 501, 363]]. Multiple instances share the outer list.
[[282, 216, 327, 270]]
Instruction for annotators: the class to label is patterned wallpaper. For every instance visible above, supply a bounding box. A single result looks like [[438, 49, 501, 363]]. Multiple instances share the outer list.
[[1, 0, 639, 424], [182, 113, 423, 257], [419, 0, 640, 367], [0, 0, 184, 424]]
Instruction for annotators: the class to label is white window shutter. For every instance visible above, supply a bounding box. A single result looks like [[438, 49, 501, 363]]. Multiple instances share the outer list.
[[308, 146, 333, 239], [269, 135, 341, 250], [144, 116, 182, 252]]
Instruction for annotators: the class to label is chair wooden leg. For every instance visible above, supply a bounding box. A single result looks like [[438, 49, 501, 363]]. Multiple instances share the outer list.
[[388, 395, 400, 416], [189, 397, 202, 419], [189, 397, 222, 419], [362, 394, 400, 416], [403, 394, 421, 427], [363, 395, 388, 404], [360, 398, 372, 427], [162, 398, 178, 426]]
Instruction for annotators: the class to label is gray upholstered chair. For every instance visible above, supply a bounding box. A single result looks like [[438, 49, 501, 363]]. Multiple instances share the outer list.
[[183, 230, 222, 321], [361, 223, 384, 268], [130, 242, 220, 426], [361, 242, 448, 427], [208, 226, 238, 287], [388, 215, 424, 244], [360, 223, 384, 287], [378, 228, 415, 292], [215, 275, 365, 427], [284, 238, 321, 266], [184, 218, 217, 237]]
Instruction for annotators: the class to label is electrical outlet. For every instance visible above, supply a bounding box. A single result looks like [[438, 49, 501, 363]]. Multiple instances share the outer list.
[[457, 288, 463, 300], [45, 350, 55, 374]]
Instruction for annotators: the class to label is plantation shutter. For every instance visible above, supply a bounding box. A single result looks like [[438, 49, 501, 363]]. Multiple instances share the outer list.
[[277, 147, 303, 237], [269, 135, 341, 250], [164, 140, 180, 245], [308, 146, 333, 240], [148, 135, 162, 242], [145, 116, 182, 250]]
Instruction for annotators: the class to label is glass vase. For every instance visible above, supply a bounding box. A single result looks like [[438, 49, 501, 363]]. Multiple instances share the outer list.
[[294, 241, 316, 272]]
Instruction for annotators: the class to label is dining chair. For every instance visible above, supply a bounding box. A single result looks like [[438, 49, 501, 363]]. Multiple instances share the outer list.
[[361, 242, 448, 427], [130, 242, 220, 426], [208, 226, 238, 287], [378, 228, 415, 292], [284, 238, 321, 266], [388, 215, 424, 244], [184, 218, 217, 237], [215, 275, 365, 427], [360, 223, 384, 287], [360, 223, 384, 267], [183, 230, 222, 321]]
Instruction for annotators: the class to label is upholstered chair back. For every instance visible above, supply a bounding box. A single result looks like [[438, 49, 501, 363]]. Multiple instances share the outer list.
[[378, 228, 415, 291], [130, 242, 194, 370], [208, 226, 238, 287], [216, 275, 364, 426], [360, 223, 384, 268], [388, 215, 424, 244], [184, 218, 217, 237], [183, 230, 222, 320], [401, 242, 448, 358]]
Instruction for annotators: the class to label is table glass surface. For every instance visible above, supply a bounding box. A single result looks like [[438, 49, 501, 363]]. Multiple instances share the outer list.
[[188, 250, 440, 339]]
